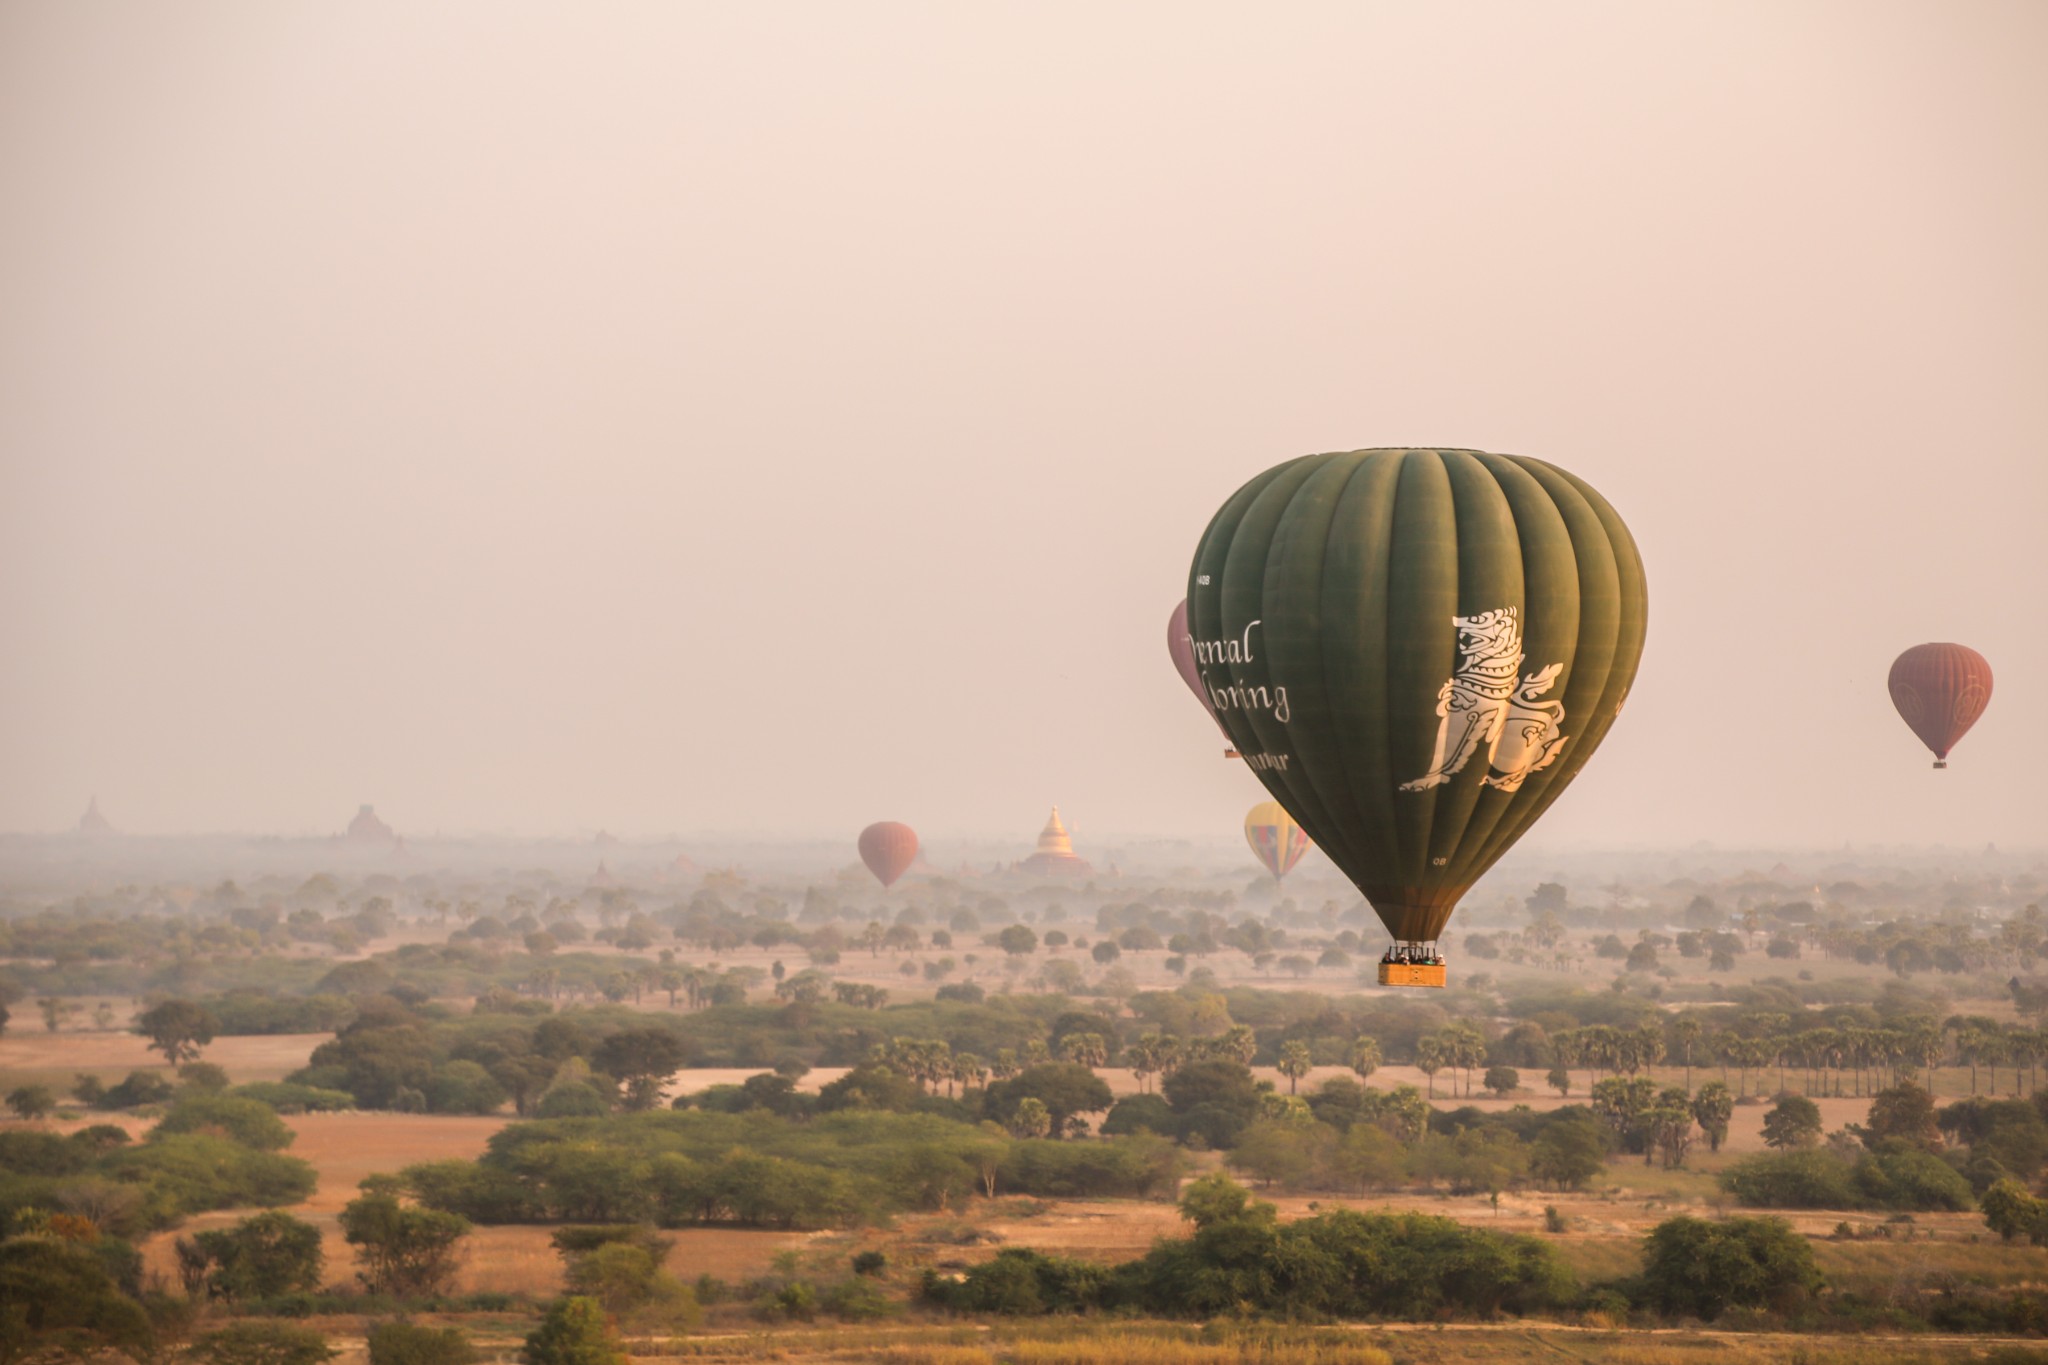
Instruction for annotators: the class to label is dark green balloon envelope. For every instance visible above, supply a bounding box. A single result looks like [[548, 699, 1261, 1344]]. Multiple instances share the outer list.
[[1187, 449, 1648, 949]]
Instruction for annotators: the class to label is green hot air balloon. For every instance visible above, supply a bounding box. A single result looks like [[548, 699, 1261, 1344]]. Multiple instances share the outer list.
[[1187, 449, 1647, 985]]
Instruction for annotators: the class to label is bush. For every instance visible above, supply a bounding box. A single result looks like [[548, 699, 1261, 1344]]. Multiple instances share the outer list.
[[1852, 1145, 1974, 1212], [189, 1322, 337, 1365], [1720, 1145, 1974, 1212], [1099, 1094, 1176, 1137], [100, 1070, 175, 1110], [1719, 1150, 1860, 1209], [524, 1297, 624, 1365], [1639, 1215, 1822, 1320], [367, 1322, 477, 1365], [231, 1082, 356, 1114], [822, 1275, 893, 1320], [185, 1210, 325, 1301], [154, 1094, 295, 1151]]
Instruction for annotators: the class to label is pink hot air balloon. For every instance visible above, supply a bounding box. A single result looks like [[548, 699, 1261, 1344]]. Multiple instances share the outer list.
[[1888, 643, 1993, 768], [858, 822, 919, 888], [1168, 599, 1239, 757]]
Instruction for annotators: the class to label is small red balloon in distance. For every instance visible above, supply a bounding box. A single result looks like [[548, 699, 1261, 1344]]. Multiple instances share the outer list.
[[1888, 643, 1993, 769], [858, 822, 919, 888]]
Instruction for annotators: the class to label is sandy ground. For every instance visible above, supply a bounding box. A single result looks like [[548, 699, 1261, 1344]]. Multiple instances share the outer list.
[[122, 1110, 799, 1296], [0, 1029, 333, 1089]]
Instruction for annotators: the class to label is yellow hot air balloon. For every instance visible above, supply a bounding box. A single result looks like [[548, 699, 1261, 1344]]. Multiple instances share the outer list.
[[1244, 801, 1310, 882]]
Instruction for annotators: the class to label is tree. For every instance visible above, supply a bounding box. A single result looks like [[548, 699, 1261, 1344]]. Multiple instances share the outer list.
[[339, 1183, 471, 1297], [1691, 1081, 1735, 1153], [1090, 940, 1120, 965], [1672, 1018, 1703, 1094], [1529, 1117, 1606, 1190], [1276, 1041, 1313, 1095], [1162, 1059, 1263, 1148], [1640, 1215, 1823, 1320], [1761, 1096, 1823, 1150], [1865, 1083, 1941, 1151], [984, 1063, 1114, 1138], [1347, 1036, 1380, 1084], [1982, 1178, 2048, 1245], [1415, 1036, 1446, 1099], [136, 999, 220, 1065], [0, 1235, 154, 1365], [592, 1029, 692, 1111], [1008, 1097, 1052, 1139], [1483, 1066, 1520, 1098], [1545, 1067, 1571, 1098], [185, 1210, 324, 1301], [523, 1300, 625, 1365], [1645, 1105, 1697, 1169], [5, 1086, 54, 1121], [997, 925, 1038, 956]]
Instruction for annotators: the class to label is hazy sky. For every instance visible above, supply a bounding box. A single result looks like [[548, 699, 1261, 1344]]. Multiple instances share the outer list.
[[2, 1, 2044, 850]]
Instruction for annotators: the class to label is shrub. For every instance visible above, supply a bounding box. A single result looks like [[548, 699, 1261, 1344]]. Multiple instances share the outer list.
[[189, 1321, 336, 1365], [822, 1275, 893, 1320], [1639, 1215, 1822, 1320], [367, 1321, 477, 1365], [524, 1297, 624, 1365], [1100, 1094, 1177, 1137], [154, 1094, 294, 1151], [1719, 1150, 1859, 1209], [186, 1210, 325, 1301], [1852, 1145, 1973, 1212], [231, 1082, 355, 1114]]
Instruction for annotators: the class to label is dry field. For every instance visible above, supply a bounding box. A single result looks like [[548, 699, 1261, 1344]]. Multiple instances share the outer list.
[[0, 1028, 331, 1090], [125, 1110, 802, 1297]]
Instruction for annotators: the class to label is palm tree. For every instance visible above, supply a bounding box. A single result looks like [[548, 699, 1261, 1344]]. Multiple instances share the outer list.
[[1348, 1036, 1381, 1086], [1416, 1036, 1446, 1100], [1277, 1040, 1313, 1095], [1672, 1019, 1702, 1094]]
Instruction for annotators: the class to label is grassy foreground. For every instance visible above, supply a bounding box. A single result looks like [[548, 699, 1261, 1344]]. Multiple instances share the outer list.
[[394, 1321, 2048, 1365]]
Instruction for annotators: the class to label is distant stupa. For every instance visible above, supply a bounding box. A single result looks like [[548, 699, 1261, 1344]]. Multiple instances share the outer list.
[[594, 830, 620, 848], [592, 861, 616, 887], [78, 796, 116, 836], [1019, 806, 1093, 877], [347, 805, 397, 844]]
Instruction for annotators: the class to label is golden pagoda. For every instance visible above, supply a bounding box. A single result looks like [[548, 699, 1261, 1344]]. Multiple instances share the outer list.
[[1019, 806, 1093, 877]]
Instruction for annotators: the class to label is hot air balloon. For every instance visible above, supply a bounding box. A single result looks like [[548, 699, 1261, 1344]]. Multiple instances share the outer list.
[[858, 822, 918, 889], [1888, 644, 1992, 768], [1169, 599, 1239, 757], [1188, 448, 1648, 987], [1244, 801, 1310, 881]]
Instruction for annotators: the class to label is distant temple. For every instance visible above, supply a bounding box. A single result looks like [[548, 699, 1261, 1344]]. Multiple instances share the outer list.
[[594, 830, 619, 847], [78, 796, 116, 836], [592, 861, 616, 887], [1018, 806, 1093, 877], [346, 805, 397, 844]]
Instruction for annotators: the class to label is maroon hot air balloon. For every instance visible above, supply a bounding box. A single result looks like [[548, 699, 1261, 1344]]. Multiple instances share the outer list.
[[1168, 599, 1239, 757], [1888, 643, 1993, 768], [858, 822, 919, 888]]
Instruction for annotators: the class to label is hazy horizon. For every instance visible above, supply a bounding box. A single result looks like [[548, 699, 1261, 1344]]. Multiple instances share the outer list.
[[4, 2, 2044, 849]]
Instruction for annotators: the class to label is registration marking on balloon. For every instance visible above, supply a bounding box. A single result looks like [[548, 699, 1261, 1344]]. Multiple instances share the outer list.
[[1400, 607, 1570, 794]]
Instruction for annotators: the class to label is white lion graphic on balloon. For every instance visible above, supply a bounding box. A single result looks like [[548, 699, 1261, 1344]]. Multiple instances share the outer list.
[[1400, 606, 1570, 794]]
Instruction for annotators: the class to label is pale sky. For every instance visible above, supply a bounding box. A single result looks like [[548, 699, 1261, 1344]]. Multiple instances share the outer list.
[[2, 1, 2044, 849]]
